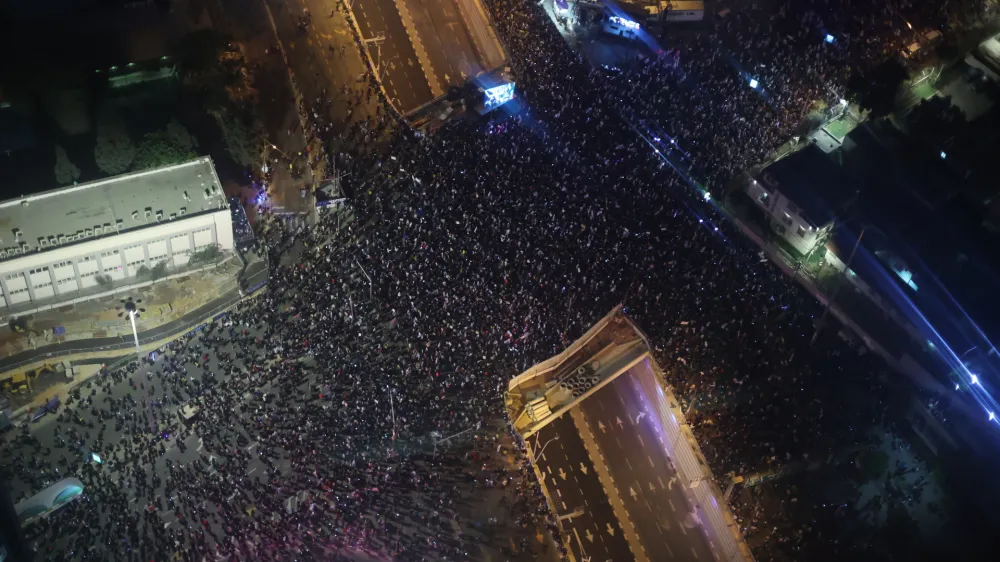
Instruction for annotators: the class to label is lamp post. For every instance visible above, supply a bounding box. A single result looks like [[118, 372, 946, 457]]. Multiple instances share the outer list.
[[529, 433, 560, 463], [117, 296, 154, 431], [811, 226, 865, 345], [433, 422, 481, 457]]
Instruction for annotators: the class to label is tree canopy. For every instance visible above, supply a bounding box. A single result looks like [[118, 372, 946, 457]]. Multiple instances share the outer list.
[[53, 144, 81, 185], [94, 110, 135, 175], [211, 107, 259, 167], [848, 59, 909, 119], [132, 121, 198, 171]]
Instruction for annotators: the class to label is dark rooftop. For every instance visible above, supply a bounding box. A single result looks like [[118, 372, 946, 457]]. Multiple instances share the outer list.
[[761, 144, 856, 226]]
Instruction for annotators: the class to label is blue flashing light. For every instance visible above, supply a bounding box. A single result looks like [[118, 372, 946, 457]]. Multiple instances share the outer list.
[[972, 374, 979, 385], [825, 34, 835, 44], [991, 411, 996, 421], [749, 78, 759, 89], [955, 383, 961, 391], [940, 151, 947, 160], [609, 16, 641, 30], [703, 191, 712, 201]]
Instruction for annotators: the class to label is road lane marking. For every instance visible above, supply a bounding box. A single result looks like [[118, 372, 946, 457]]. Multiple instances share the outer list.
[[658, 476, 665, 489], [669, 499, 675, 511], [637, 434, 645, 448], [691, 547, 699, 558]]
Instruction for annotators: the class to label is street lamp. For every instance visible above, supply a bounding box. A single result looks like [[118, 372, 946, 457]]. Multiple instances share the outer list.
[[116, 296, 146, 354], [811, 226, 865, 345], [116, 296, 155, 432], [433, 422, 481, 457], [529, 433, 560, 463]]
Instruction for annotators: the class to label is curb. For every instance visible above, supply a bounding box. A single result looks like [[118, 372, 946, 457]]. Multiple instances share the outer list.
[[394, 0, 444, 97], [5, 285, 268, 426], [339, 0, 414, 129]]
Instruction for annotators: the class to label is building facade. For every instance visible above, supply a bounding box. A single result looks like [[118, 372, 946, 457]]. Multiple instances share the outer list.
[[0, 158, 232, 313]]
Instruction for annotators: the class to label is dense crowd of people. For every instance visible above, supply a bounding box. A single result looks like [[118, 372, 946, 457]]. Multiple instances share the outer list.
[[3, 0, 995, 561]]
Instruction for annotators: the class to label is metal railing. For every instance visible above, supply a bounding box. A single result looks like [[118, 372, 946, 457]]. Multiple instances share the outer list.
[[0, 267, 269, 375]]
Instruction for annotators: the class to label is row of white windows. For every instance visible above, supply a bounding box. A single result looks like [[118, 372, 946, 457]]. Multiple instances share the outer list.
[[2, 235, 212, 283]]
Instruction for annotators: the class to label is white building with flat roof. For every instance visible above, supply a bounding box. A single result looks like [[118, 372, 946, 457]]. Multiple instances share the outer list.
[[0, 157, 232, 314]]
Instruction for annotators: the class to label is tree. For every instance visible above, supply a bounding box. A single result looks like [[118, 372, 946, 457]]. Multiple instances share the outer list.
[[132, 128, 198, 171], [95, 274, 113, 289], [190, 245, 222, 265], [175, 29, 227, 75], [53, 144, 81, 185], [847, 59, 909, 119], [858, 449, 889, 482], [149, 260, 169, 281], [166, 119, 198, 153], [94, 110, 135, 175], [211, 107, 259, 167]]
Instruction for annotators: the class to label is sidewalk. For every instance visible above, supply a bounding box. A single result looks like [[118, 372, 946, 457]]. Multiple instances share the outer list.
[[0, 257, 266, 407], [1, 259, 242, 361], [0, 262, 268, 425]]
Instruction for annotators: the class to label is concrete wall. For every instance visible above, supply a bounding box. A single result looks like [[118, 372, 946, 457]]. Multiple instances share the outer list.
[[0, 210, 232, 311], [745, 180, 829, 255]]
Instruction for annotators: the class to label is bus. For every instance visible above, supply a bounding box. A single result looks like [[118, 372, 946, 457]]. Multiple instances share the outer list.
[[14, 478, 84, 527]]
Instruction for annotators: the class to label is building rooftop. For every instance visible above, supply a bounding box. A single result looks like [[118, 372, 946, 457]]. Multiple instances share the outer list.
[[761, 144, 856, 227], [0, 157, 226, 262]]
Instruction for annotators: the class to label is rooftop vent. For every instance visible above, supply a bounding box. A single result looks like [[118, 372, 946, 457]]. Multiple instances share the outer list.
[[48, 236, 57, 246], [179, 207, 187, 215], [0, 250, 6, 259], [85, 228, 94, 237], [20, 200, 28, 207], [116, 219, 124, 230], [38, 237, 48, 247], [13, 228, 22, 239], [144, 208, 152, 218], [58, 235, 67, 244], [183, 191, 190, 201], [169, 213, 177, 220], [155, 210, 163, 221], [204, 188, 211, 199], [132, 211, 140, 221]]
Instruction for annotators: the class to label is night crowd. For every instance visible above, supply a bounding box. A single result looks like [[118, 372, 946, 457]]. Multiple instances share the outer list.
[[3, 0, 995, 561]]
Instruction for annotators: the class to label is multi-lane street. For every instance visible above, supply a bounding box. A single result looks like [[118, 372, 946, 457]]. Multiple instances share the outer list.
[[532, 412, 633, 561], [578, 369, 718, 561], [347, 0, 436, 112]]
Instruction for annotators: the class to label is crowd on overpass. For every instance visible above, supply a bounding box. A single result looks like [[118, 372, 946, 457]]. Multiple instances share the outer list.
[[3, 0, 994, 561]]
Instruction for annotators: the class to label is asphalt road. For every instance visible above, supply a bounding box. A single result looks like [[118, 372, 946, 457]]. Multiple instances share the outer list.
[[0, 260, 267, 376], [578, 369, 717, 561], [0, 239, 540, 561], [267, 0, 384, 130], [404, 0, 484, 90], [532, 413, 633, 561], [350, 0, 435, 112]]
